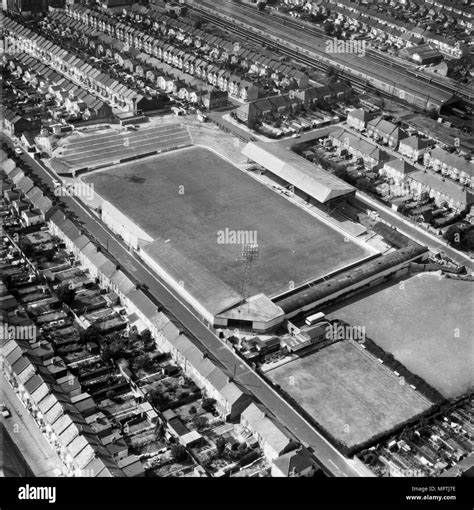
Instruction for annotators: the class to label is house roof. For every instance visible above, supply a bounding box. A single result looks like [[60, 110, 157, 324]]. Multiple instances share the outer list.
[[430, 147, 473, 177], [110, 270, 135, 295], [348, 108, 372, 123], [272, 448, 315, 476], [241, 403, 292, 454], [400, 136, 431, 151], [409, 170, 474, 206]]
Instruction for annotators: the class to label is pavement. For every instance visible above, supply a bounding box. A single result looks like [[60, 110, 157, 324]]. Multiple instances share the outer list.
[[2, 133, 371, 478], [1, 373, 64, 477]]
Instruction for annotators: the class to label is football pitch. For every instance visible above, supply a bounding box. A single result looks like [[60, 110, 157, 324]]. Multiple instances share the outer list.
[[85, 146, 370, 301], [326, 273, 473, 398], [268, 340, 431, 449]]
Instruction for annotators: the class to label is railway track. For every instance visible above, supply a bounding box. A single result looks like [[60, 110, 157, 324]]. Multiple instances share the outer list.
[[190, 0, 472, 106], [266, 8, 472, 103], [193, 9, 409, 100]]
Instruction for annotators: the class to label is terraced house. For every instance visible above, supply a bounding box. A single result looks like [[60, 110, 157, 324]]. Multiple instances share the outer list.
[[366, 116, 408, 149], [424, 147, 473, 187], [1, 337, 125, 477], [3, 15, 157, 114], [61, 4, 309, 102]]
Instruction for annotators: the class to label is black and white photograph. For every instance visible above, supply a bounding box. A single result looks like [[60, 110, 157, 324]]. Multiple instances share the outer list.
[[0, 0, 472, 508]]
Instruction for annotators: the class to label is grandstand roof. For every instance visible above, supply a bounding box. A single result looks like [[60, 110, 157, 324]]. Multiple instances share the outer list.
[[142, 239, 241, 316], [242, 142, 355, 203], [276, 244, 427, 315]]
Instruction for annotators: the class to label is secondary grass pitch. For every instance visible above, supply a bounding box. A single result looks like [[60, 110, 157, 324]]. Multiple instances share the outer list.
[[85, 147, 369, 300], [268, 340, 431, 449], [326, 273, 473, 398]]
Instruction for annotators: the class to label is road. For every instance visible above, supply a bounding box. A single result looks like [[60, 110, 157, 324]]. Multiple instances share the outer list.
[[1, 374, 64, 477], [1, 422, 34, 478], [2, 135, 371, 477], [355, 192, 474, 270]]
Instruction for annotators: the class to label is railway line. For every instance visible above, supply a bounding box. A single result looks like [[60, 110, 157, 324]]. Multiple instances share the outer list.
[[190, 0, 472, 107], [192, 8, 412, 101], [266, 7, 472, 103]]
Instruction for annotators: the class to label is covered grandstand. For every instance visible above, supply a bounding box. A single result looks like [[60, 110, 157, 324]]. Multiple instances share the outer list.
[[276, 243, 428, 318], [242, 142, 355, 204]]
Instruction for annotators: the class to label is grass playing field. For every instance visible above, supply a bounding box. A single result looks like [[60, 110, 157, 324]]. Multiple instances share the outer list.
[[326, 273, 473, 398], [86, 147, 370, 302], [268, 340, 431, 449]]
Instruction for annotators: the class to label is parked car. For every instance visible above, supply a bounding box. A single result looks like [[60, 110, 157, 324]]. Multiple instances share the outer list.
[[1, 403, 11, 418]]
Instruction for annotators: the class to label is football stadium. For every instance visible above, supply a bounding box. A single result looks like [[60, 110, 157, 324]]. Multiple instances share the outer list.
[[84, 144, 376, 330]]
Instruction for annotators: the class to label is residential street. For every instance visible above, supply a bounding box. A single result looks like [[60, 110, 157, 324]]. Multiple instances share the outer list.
[[2, 134, 372, 477], [356, 192, 474, 270], [1, 374, 64, 477]]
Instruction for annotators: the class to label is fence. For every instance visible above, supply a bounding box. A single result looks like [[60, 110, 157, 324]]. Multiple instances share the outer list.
[[208, 116, 251, 144]]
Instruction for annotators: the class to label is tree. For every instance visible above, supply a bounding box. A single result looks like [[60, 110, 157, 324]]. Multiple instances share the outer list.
[[323, 22, 334, 35], [201, 397, 216, 413], [44, 249, 56, 262], [110, 339, 126, 359], [155, 422, 165, 439], [19, 239, 34, 258], [189, 406, 197, 415], [80, 325, 100, 345], [150, 389, 169, 408], [56, 283, 76, 306], [215, 437, 226, 457], [171, 444, 188, 463], [102, 336, 126, 361], [462, 227, 474, 249], [193, 416, 209, 431], [134, 354, 149, 372], [106, 390, 116, 401], [257, 1, 266, 11], [128, 327, 140, 344], [443, 225, 463, 246], [102, 346, 112, 362], [141, 329, 155, 351], [333, 166, 349, 182], [230, 442, 248, 460], [141, 329, 152, 344]]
